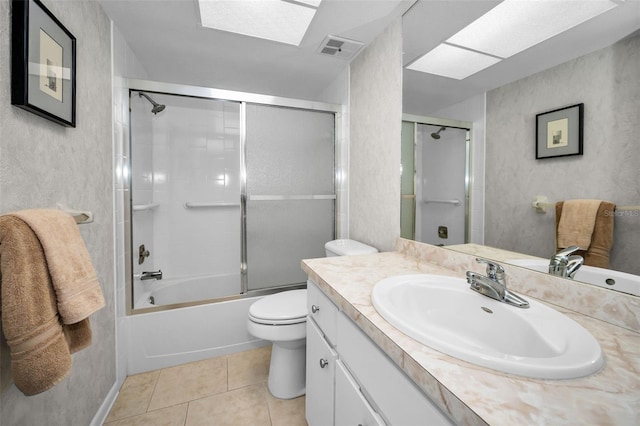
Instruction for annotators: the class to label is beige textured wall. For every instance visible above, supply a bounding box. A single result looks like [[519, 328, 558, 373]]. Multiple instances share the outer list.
[[349, 18, 403, 252], [0, 0, 115, 423], [485, 34, 640, 275]]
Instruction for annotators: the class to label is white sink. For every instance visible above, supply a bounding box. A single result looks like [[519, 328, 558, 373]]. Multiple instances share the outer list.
[[508, 258, 640, 296], [372, 274, 604, 379]]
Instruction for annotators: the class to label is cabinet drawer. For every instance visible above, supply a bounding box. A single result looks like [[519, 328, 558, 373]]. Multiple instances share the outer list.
[[306, 319, 337, 426], [336, 360, 386, 426], [307, 280, 338, 344], [337, 312, 453, 426]]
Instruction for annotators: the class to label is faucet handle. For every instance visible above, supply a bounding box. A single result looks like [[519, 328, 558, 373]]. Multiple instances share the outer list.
[[475, 258, 504, 279], [554, 246, 580, 260]]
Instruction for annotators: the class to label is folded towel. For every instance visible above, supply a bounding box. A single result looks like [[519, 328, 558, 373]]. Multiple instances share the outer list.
[[556, 201, 615, 268], [556, 199, 602, 250], [0, 211, 102, 395], [11, 209, 105, 324]]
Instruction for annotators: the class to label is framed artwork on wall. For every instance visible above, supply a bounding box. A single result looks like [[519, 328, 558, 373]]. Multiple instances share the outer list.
[[11, 0, 76, 127], [535, 103, 583, 159]]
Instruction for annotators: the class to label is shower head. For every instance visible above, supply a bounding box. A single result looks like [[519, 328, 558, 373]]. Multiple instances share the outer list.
[[431, 127, 446, 139], [139, 92, 166, 115]]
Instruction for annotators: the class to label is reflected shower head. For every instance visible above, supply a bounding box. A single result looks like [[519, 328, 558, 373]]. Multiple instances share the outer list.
[[431, 127, 446, 139], [139, 92, 166, 115]]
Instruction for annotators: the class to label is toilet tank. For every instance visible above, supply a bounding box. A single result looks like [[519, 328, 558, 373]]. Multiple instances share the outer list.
[[325, 239, 378, 257]]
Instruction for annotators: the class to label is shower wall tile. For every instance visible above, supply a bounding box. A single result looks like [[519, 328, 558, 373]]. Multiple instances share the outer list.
[[349, 18, 403, 252], [485, 34, 640, 275], [0, 0, 114, 424], [144, 99, 242, 281]]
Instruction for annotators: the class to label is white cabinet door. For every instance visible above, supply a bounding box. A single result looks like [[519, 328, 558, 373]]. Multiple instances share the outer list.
[[306, 319, 337, 426], [307, 280, 338, 344], [335, 361, 386, 426], [337, 312, 454, 426]]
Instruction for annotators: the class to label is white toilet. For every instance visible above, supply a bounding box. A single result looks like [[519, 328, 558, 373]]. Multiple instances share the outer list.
[[247, 239, 377, 399]]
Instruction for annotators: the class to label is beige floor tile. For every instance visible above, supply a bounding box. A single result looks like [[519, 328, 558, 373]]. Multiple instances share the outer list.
[[105, 370, 161, 423], [228, 345, 272, 390], [104, 403, 188, 426], [186, 384, 271, 426], [266, 391, 307, 426], [148, 356, 228, 411]]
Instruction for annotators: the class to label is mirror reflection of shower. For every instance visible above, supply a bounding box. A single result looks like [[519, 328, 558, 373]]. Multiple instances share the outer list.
[[401, 121, 471, 246], [430, 127, 446, 139], [138, 92, 166, 115]]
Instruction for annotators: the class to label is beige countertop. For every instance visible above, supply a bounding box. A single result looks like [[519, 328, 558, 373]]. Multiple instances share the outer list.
[[302, 240, 640, 425]]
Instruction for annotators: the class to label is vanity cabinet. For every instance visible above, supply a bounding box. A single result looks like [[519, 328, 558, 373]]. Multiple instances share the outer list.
[[306, 280, 453, 426]]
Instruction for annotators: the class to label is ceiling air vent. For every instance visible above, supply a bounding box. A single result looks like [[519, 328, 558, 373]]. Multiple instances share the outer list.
[[317, 35, 364, 60]]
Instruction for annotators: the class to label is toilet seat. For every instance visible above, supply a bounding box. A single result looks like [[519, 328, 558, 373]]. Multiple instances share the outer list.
[[248, 289, 307, 325]]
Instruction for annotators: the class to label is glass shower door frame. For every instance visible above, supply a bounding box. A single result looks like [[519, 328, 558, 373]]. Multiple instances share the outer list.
[[125, 79, 342, 314]]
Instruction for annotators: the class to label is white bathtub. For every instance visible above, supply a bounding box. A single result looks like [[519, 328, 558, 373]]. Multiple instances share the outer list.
[[134, 273, 240, 309], [127, 273, 269, 374]]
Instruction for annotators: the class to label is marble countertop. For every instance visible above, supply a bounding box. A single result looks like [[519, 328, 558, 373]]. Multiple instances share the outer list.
[[302, 242, 640, 425]]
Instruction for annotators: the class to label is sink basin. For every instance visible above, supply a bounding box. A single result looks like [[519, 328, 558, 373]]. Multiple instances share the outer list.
[[372, 274, 604, 379], [508, 258, 640, 296]]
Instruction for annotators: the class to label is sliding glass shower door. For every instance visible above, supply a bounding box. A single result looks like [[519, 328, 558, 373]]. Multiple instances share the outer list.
[[128, 85, 338, 311], [244, 104, 335, 291]]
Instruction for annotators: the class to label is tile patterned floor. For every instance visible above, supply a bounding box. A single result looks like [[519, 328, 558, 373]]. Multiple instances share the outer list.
[[104, 346, 307, 426]]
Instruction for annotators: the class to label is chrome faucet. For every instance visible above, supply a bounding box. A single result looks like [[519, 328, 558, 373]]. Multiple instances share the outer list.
[[141, 270, 163, 281], [466, 258, 529, 308], [549, 246, 584, 279]]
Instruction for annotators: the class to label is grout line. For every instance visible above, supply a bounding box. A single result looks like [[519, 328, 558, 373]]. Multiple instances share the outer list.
[[145, 370, 162, 414]]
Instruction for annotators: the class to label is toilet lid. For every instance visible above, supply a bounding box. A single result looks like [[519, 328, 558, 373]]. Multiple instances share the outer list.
[[249, 289, 307, 324]]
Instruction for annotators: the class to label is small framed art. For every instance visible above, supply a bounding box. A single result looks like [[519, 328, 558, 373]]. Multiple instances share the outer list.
[[11, 0, 76, 127], [535, 103, 583, 159]]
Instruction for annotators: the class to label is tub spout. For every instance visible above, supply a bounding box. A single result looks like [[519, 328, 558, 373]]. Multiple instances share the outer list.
[[141, 270, 162, 281]]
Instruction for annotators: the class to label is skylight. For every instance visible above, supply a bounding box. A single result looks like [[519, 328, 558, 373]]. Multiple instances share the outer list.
[[407, 44, 501, 80], [407, 0, 619, 80], [198, 0, 322, 46]]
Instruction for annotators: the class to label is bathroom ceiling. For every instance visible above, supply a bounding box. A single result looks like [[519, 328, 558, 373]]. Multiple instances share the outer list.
[[98, 0, 413, 100], [99, 0, 640, 110]]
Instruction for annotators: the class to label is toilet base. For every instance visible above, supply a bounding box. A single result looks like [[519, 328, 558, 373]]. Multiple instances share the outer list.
[[267, 338, 306, 399]]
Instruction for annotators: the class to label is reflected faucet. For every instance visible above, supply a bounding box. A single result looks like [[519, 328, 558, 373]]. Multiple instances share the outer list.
[[466, 258, 529, 308], [141, 270, 162, 281], [549, 246, 584, 279]]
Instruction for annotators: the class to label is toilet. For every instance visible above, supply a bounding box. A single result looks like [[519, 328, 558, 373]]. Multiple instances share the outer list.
[[324, 238, 379, 257], [247, 239, 377, 399]]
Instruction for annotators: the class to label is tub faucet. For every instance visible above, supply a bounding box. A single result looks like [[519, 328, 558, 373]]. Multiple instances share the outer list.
[[141, 270, 162, 281], [549, 246, 584, 279], [466, 258, 529, 309]]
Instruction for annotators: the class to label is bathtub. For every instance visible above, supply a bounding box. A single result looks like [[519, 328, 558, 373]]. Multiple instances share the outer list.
[[127, 273, 268, 374], [134, 273, 240, 309]]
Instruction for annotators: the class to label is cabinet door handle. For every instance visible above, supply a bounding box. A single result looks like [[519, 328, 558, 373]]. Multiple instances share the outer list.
[[311, 305, 320, 313], [319, 358, 328, 368]]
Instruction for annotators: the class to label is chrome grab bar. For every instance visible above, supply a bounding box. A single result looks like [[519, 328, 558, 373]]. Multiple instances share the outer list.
[[424, 199, 460, 205], [132, 203, 160, 211], [248, 195, 336, 201], [184, 202, 240, 208]]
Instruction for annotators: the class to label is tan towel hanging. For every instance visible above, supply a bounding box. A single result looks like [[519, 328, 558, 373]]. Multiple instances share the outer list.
[[0, 209, 105, 395], [556, 201, 615, 268]]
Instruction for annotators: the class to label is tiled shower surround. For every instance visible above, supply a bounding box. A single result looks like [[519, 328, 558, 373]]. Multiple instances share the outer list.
[[130, 95, 241, 306]]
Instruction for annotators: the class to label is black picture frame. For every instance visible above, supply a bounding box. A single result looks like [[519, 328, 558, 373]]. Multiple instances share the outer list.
[[535, 103, 583, 159], [11, 0, 76, 127]]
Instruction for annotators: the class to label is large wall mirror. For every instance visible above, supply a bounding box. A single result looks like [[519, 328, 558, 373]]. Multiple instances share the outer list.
[[400, 1, 640, 296]]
